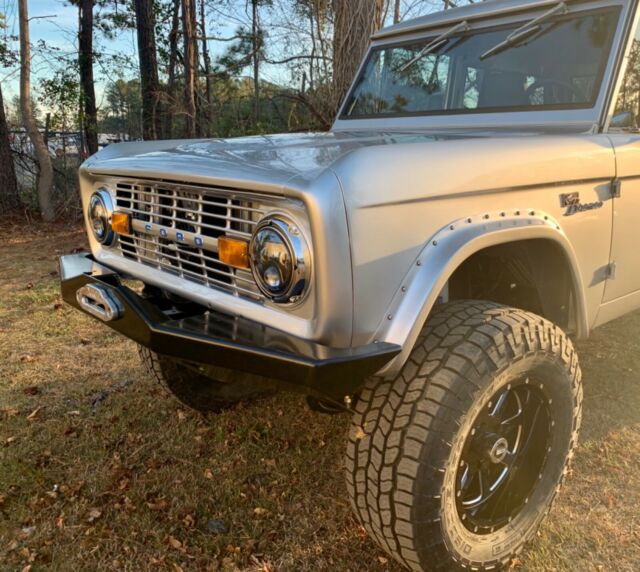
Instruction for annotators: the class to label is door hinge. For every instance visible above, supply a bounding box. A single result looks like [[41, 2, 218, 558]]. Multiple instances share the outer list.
[[611, 179, 621, 198], [606, 262, 617, 280]]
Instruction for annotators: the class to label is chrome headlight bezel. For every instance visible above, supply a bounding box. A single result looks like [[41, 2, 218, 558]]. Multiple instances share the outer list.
[[249, 214, 311, 304], [88, 189, 116, 246]]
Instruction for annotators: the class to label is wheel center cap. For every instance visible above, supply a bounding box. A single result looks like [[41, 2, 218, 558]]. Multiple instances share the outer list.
[[489, 437, 509, 463]]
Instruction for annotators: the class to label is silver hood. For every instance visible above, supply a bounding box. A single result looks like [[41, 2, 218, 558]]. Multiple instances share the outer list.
[[82, 130, 492, 193]]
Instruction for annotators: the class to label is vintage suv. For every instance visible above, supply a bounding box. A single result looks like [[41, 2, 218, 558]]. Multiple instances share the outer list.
[[60, 0, 640, 569]]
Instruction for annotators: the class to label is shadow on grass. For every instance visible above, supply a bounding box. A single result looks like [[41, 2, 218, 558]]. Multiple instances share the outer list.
[[576, 310, 640, 442]]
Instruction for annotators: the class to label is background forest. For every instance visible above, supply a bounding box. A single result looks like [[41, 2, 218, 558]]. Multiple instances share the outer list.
[[0, 0, 455, 222]]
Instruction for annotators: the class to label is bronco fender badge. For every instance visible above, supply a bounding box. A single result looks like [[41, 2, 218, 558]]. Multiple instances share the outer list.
[[560, 192, 604, 216]]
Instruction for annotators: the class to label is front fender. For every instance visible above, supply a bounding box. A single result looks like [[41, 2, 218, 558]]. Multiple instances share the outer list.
[[375, 210, 588, 378]]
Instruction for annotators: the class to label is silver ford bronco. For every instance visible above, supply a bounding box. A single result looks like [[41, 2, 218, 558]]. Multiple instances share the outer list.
[[60, 0, 640, 569]]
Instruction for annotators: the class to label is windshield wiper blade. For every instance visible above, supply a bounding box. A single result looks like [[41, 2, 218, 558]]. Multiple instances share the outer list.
[[480, 1, 569, 60], [399, 20, 470, 72]]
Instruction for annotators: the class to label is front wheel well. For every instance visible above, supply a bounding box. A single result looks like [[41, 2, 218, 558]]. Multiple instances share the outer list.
[[447, 239, 577, 333]]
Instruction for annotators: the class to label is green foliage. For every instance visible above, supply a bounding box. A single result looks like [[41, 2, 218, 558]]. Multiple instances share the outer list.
[[0, 12, 18, 67], [39, 70, 80, 131], [216, 0, 273, 78], [99, 78, 143, 138], [217, 26, 261, 77]]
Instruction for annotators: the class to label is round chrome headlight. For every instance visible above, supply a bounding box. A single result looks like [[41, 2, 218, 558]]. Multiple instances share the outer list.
[[249, 215, 310, 303], [88, 189, 115, 245]]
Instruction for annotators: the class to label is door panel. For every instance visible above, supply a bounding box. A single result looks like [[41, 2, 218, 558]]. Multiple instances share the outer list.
[[605, 137, 640, 301]]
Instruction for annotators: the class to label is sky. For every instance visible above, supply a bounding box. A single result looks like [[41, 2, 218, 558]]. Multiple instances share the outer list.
[[1, 0, 140, 107]]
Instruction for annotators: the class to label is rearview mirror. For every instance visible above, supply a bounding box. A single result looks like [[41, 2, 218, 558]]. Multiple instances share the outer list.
[[610, 110, 636, 130]]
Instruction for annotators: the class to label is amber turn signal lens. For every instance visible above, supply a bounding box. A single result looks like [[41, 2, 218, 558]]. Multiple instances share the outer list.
[[218, 236, 250, 269], [111, 212, 131, 235]]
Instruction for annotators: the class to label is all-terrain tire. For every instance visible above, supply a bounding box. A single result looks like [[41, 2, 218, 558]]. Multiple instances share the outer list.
[[346, 300, 582, 571], [139, 346, 273, 413]]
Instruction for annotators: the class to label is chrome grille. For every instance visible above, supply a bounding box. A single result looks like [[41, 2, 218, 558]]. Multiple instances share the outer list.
[[112, 179, 277, 301]]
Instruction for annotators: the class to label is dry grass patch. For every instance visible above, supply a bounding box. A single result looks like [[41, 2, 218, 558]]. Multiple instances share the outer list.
[[0, 222, 638, 571]]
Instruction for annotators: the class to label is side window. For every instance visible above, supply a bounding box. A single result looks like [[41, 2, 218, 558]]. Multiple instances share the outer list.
[[612, 25, 640, 131]]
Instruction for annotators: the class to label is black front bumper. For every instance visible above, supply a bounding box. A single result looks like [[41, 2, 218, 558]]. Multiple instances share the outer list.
[[59, 253, 400, 403]]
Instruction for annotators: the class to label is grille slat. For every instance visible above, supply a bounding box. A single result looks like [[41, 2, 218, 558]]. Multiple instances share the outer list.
[[123, 207, 252, 238], [127, 198, 262, 226], [127, 233, 255, 284], [112, 179, 278, 301], [125, 248, 262, 298]]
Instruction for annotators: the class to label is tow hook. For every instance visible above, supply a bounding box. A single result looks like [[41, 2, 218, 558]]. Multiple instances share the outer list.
[[75, 284, 124, 322]]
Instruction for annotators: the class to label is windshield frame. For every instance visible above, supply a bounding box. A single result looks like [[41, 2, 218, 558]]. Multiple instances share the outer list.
[[333, 0, 632, 132]]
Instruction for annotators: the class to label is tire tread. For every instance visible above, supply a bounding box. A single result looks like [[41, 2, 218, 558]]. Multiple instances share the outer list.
[[345, 300, 582, 571]]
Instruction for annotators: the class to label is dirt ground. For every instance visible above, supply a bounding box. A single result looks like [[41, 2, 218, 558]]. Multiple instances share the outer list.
[[1, 223, 638, 571]]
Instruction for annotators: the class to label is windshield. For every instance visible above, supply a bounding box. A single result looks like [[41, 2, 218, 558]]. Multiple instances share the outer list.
[[342, 7, 620, 118]]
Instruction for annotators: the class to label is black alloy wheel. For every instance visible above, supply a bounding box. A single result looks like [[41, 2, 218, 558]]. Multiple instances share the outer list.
[[456, 381, 552, 535]]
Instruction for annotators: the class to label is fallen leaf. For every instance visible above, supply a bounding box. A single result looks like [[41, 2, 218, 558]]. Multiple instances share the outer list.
[[26, 407, 43, 421], [2, 407, 19, 418], [204, 468, 213, 480], [23, 386, 40, 395], [19, 355, 35, 363], [355, 426, 366, 440], [253, 507, 269, 517], [53, 302, 63, 310], [183, 514, 195, 528], [167, 535, 182, 549], [64, 427, 78, 438], [86, 508, 102, 523], [145, 498, 167, 511], [25, 282, 34, 290]]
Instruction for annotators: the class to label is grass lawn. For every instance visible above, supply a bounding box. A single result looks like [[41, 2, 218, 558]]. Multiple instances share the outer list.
[[1, 222, 638, 571]]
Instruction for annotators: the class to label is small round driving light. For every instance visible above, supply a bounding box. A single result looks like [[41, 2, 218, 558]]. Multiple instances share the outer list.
[[249, 215, 310, 303], [88, 189, 115, 245]]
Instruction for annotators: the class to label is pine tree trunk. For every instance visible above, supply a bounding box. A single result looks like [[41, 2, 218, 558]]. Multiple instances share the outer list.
[[79, 0, 98, 155], [332, 0, 386, 117], [18, 0, 55, 221], [182, 0, 198, 138], [165, 0, 180, 138], [200, 0, 213, 136], [252, 0, 260, 125], [135, 0, 162, 140], [0, 83, 20, 215]]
